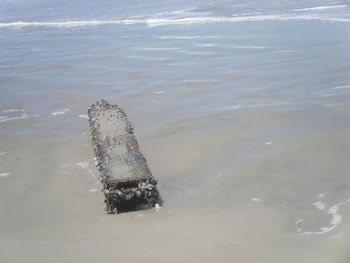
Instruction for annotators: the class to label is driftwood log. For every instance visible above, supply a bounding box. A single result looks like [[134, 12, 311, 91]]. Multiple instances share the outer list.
[[88, 100, 159, 214]]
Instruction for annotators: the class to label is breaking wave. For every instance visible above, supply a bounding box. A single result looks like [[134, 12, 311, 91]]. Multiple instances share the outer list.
[[0, 15, 349, 28], [0, 3, 348, 28], [0, 20, 139, 28], [291, 4, 347, 12]]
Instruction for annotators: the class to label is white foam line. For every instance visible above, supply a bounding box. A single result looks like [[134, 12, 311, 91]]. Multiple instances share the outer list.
[[51, 111, 66, 116], [291, 5, 347, 12], [300, 202, 345, 235], [232, 45, 267, 49], [0, 172, 10, 177], [231, 4, 347, 16], [226, 105, 243, 110], [2, 108, 26, 113], [0, 152, 5, 155], [0, 20, 139, 28], [1, 14, 349, 29], [145, 16, 350, 26], [275, 49, 295, 53], [0, 113, 39, 123], [51, 108, 70, 116], [331, 84, 350, 90], [251, 198, 263, 202], [196, 43, 216, 47], [135, 47, 179, 50]]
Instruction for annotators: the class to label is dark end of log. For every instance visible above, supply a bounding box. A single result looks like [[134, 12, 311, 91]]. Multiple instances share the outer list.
[[88, 100, 160, 214]]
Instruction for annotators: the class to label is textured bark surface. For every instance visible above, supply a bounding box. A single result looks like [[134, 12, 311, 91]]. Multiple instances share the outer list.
[[88, 100, 159, 214]]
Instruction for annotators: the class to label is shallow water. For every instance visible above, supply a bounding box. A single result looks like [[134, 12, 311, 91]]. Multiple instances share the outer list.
[[0, 1, 350, 262]]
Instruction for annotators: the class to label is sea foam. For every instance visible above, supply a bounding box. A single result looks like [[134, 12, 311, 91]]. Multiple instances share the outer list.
[[291, 4, 347, 12], [51, 108, 70, 116], [0, 12, 349, 29], [299, 201, 346, 235], [2, 109, 26, 113], [0, 113, 40, 123]]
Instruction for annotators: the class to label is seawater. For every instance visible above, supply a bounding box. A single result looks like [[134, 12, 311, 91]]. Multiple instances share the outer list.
[[0, 0, 349, 262]]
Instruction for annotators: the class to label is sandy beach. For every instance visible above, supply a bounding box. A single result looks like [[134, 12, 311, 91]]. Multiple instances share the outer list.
[[1, 0, 350, 262]]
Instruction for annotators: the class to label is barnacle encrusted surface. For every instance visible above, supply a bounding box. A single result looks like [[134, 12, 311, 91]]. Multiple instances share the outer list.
[[88, 100, 159, 214]]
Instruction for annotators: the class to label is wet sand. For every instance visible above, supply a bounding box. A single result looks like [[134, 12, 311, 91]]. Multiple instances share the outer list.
[[0, 102, 349, 262]]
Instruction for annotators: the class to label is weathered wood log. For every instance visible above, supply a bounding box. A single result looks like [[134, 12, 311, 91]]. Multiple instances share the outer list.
[[88, 100, 159, 214]]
